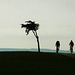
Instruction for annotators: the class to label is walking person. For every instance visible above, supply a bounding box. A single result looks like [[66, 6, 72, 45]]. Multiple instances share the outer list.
[[69, 40, 74, 54], [55, 41, 60, 53]]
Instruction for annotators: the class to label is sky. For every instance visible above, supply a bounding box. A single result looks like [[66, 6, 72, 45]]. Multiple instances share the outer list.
[[0, 0, 75, 50]]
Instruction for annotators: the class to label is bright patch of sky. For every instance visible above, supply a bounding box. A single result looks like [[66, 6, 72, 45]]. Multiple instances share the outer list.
[[0, 0, 75, 50]]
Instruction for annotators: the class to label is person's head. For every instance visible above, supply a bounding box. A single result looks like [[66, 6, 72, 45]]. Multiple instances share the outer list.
[[57, 41, 59, 42]]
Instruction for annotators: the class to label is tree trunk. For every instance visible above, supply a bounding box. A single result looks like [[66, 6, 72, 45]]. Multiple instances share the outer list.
[[32, 31, 40, 52], [36, 36, 40, 52]]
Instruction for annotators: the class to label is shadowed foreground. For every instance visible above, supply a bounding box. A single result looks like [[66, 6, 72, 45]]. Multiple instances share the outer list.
[[0, 52, 75, 75]]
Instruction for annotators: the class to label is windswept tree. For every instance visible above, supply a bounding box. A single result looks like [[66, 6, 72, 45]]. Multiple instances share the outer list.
[[21, 20, 40, 52]]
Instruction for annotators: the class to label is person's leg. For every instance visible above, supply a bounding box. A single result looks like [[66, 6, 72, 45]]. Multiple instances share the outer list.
[[56, 47, 59, 53], [70, 46, 73, 54], [71, 47, 73, 53]]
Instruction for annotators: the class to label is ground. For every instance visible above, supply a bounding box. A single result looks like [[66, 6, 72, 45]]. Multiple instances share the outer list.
[[0, 51, 75, 75]]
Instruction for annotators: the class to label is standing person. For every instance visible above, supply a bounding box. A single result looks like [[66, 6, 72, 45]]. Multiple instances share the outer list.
[[55, 41, 60, 53], [69, 40, 74, 53]]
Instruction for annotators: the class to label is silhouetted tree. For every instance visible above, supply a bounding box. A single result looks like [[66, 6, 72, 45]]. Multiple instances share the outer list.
[[21, 20, 40, 52]]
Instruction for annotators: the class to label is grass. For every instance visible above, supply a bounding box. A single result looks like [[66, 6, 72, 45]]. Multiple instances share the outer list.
[[0, 51, 75, 75]]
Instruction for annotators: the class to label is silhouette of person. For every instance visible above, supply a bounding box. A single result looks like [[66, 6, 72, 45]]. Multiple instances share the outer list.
[[69, 40, 74, 53], [55, 41, 60, 53]]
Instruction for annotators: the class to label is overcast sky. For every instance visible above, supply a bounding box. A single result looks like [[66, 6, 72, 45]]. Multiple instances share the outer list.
[[0, 0, 75, 50]]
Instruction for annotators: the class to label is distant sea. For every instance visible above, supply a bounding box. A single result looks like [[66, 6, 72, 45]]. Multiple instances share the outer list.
[[0, 48, 74, 53]]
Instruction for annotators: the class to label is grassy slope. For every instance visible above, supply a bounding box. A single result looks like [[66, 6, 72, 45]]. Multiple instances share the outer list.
[[0, 52, 75, 75]]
